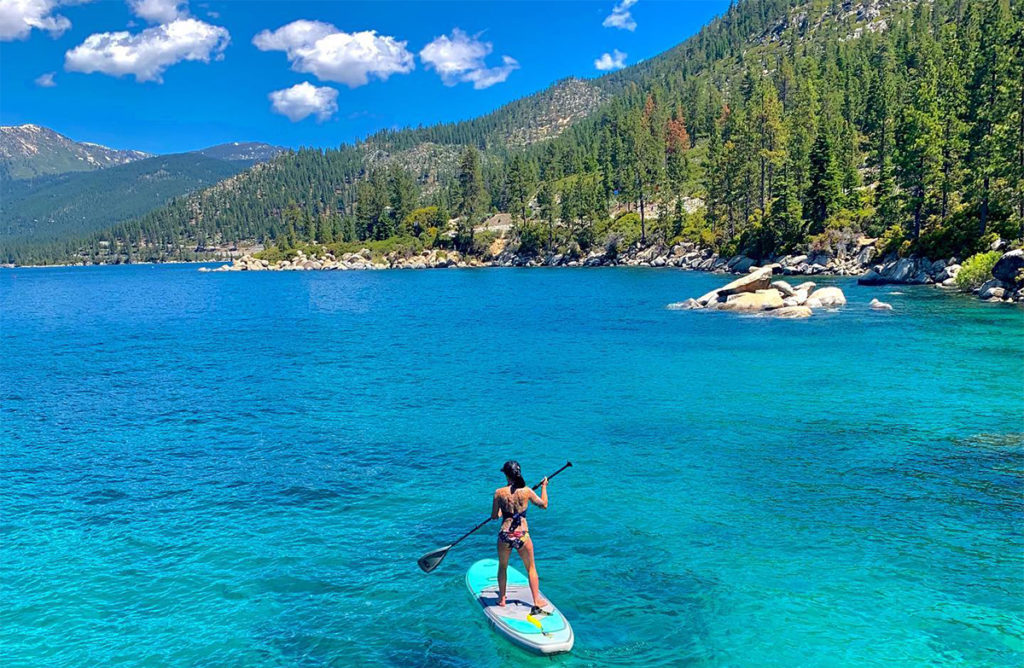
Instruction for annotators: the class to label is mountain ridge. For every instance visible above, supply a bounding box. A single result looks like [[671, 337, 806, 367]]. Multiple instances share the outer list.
[[0, 124, 284, 179], [1, 124, 152, 180]]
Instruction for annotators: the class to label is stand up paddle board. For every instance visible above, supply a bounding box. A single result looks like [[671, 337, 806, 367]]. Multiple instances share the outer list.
[[465, 558, 574, 655]]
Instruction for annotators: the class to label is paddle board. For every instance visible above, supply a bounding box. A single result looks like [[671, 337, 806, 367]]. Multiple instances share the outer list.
[[465, 558, 574, 655]]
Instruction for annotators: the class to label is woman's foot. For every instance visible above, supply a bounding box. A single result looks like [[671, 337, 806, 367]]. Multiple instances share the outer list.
[[533, 597, 549, 609], [497, 594, 506, 607]]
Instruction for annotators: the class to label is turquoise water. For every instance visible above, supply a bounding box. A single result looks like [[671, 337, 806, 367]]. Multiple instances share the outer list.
[[2, 264, 1022, 667]]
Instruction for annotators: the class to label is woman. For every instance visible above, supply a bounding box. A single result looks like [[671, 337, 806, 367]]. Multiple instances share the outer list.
[[491, 460, 549, 611]]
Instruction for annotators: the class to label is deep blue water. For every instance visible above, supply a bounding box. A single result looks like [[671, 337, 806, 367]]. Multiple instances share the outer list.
[[1, 264, 1022, 667]]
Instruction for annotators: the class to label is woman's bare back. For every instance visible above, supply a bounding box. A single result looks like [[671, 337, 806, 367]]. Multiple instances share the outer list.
[[494, 486, 532, 533]]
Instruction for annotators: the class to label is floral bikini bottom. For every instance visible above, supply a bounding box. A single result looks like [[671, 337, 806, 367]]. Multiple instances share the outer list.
[[498, 510, 528, 549]]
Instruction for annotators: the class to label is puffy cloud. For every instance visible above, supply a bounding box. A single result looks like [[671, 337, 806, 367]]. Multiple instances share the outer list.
[[64, 18, 230, 83], [269, 81, 338, 122], [0, 0, 76, 41], [603, 0, 637, 31], [253, 20, 414, 88], [35, 71, 57, 86], [594, 49, 627, 71], [128, 0, 188, 23], [419, 29, 518, 89]]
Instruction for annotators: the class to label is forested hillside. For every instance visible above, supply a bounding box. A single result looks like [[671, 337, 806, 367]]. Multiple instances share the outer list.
[[3, 0, 1021, 266], [1, 153, 245, 254]]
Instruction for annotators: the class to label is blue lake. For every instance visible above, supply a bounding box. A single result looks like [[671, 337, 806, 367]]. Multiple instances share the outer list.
[[2, 264, 1022, 666]]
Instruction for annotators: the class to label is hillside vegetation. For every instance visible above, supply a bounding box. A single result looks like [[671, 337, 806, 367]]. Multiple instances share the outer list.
[[2, 0, 1021, 266], [1, 154, 245, 251]]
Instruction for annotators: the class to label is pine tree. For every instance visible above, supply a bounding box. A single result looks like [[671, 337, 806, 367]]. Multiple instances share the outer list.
[[967, 0, 1015, 235]]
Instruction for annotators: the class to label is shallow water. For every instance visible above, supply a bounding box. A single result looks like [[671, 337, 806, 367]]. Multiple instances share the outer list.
[[1, 264, 1022, 666]]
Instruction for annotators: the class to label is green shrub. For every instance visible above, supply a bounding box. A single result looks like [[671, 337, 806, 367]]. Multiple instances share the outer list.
[[876, 224, 908, 258], [402, 206, 443, 237], [325, 235, 423, 259], [515, 222, 546, 256], [955, 251, 1002, 291], [676, 210, 715, 247], [604, 212, 642, 248], [471, 230, 499, 257]]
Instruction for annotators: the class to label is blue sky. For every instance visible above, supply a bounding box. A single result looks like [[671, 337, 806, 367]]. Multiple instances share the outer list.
[[0, 1, 727, 154]]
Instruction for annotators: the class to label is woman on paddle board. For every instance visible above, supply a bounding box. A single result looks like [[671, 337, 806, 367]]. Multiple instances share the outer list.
[[491, 460, 549, 610]]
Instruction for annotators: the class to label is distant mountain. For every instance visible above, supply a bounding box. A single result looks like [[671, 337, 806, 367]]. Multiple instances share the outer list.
[[196, 142, 284, 165], [0, 124, 151, 180], [0, 153, 244, 251]]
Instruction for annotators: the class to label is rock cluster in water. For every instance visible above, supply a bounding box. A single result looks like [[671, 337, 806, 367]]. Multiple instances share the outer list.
[[858, 248, 1024, 303], [666, 265, 848, 318]]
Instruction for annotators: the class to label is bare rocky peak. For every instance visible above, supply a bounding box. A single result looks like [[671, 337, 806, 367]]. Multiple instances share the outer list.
[[1, 124, 150, 179]]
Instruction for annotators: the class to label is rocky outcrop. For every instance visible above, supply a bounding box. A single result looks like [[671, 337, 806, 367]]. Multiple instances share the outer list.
[[712, 289, 785, 311], [695, 266, 774, 305], [670, 267, 846, 317], [857, 257, 939, 285]]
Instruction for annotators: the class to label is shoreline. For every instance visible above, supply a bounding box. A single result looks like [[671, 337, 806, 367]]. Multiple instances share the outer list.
[[5, 243, 1021, 305], [195, 241, 1024, 305]]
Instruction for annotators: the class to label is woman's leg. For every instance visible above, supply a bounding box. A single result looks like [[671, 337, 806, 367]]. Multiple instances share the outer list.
[[517, 535, 549, 608], [496, 538, 511, 606]]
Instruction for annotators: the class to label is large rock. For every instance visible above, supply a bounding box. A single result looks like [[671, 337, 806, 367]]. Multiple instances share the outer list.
[[769, 305, 813, 318], [806, 287, 847, 308], [696, 266, 774, 305], [978, 279, 1011, 300], [717, 289, 784, 311], [771, 280, 796, 297], [726, 255, 756, 273], [992, 250, 1024, 285]]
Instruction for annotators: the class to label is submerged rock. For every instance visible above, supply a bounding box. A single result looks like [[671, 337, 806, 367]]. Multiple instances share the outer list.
[[869, 298, 893, 311], [667, 298, 702, 310], [769, 305, 813, 318]]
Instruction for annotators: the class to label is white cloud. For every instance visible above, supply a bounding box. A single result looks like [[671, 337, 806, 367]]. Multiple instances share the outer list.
[[269, 81, 338, 122], [419, 29, 518, 89], [253, 20, 414, 88], [594, 49, 627, 71], [0, 0, 76, 41], [128, 0, 188, 23], [603, 0, 638, 31], [64, 18, 230, 83], [35, 71, 57, 86]]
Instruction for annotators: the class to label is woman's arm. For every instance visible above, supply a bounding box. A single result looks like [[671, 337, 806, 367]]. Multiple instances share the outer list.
[[531, 478, 549, 509], [491, 491, 502, 520]]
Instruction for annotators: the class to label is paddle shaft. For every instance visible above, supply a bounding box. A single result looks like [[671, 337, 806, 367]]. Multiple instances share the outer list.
[[445, 461, 572, 549]]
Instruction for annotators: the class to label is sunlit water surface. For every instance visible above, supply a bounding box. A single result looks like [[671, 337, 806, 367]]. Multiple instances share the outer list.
[[2, 264, 1022, 666]]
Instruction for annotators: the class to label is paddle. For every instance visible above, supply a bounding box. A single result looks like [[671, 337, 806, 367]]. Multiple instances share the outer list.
[[417, 461, 572, 574]]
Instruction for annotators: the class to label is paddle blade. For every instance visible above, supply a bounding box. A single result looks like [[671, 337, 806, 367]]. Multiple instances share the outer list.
[[417, 545, 452, 573]]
